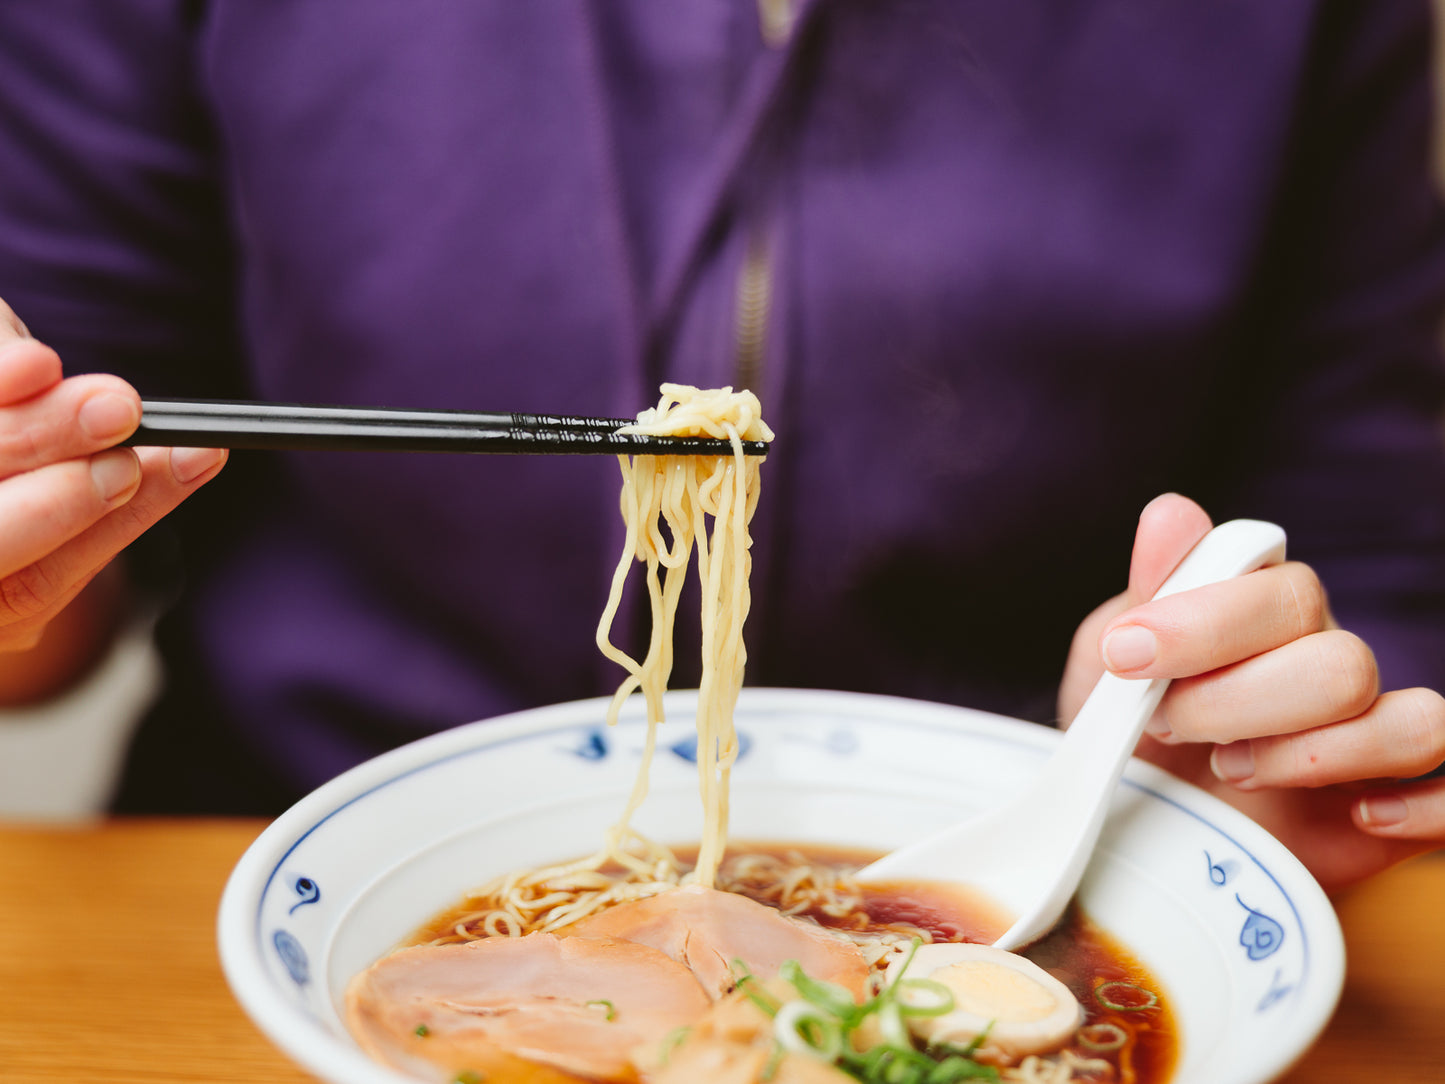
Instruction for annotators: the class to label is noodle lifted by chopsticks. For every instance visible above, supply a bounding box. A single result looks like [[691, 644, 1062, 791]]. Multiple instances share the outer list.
[[449, 385, 771, 936]]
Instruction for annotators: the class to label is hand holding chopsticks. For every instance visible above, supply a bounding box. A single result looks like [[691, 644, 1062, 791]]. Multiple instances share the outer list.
[[124, 399, 771, 456]]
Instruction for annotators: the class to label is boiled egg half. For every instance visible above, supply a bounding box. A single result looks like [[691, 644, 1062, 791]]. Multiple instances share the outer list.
[[884, 942, 1083, 1060]]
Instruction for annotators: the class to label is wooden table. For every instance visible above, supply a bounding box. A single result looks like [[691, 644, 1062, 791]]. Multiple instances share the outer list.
[[0, 818, 1441, 1082]]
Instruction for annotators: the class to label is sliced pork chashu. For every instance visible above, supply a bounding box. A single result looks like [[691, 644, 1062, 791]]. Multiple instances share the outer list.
[[346, 930, 709, 1082], [568, 884, 869, 1000]]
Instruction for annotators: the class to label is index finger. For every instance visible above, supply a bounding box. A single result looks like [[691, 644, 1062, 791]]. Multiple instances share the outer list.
[[0, 300, 63, 404], [0, 297, 30, 341], [1101, 561, 1331, 679], [0, 370, 141, 481]]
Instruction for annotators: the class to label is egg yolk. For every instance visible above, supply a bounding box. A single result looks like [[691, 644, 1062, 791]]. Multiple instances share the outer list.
[[932, 961, 1058, 1021]]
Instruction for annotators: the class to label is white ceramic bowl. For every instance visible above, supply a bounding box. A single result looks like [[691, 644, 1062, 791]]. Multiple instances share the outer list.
[[218, 688, 1344, 1083]]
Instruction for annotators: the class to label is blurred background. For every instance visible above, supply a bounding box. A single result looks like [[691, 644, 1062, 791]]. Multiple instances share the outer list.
[[1, 5, 1444, 821]]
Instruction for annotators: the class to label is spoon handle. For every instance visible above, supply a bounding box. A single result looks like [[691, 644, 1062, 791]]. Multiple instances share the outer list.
[[1002, 519, 1287, 947]]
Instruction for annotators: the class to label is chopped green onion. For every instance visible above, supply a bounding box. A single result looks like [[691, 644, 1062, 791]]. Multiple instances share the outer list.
[[413, 1023, 430, 1038], [452, 1072, 483, 1084], [781, 959, 858, 1019], [733, 964, 782, 1018], [923, 1055, 1001, 1082], [1094, 981, 1158, 1012], [761, 1042, 785, 1081], [657, 1026, 691, 1067], [742, 985, 781, 1017], [841, 1045, 928, 1083], [894, 978, 955, 1018], [893, 938, 925, 979], [584, 999, 616, 1021], [775, 1000, 845, 1060], [840, 1043, 997, 1084], [1077, 1022, 1128, 1051], [929, 1026, 992, 1060], [761, 947, 1000, 1084], [876, 1000, 912, 1049]]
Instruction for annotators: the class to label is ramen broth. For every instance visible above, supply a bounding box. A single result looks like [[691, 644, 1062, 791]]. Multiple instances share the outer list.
[[401, 842, 1178, 1083]]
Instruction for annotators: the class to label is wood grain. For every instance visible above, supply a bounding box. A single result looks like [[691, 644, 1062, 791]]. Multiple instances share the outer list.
[[0, 819, 1440, 1082], [0, 819, 310, 1084], [1280, 853, 1445, 1083]]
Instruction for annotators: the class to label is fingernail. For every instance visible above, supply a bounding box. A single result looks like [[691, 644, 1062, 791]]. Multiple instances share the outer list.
[[78, 392, 140, 442], [90, 449, 140, 502], [1102, 625, 1157, 672], [1211, 741, 1255, 785], [170, 446, 226, 483], [1145, 714, 1174, 742], [1359, 795, 1408, 828]]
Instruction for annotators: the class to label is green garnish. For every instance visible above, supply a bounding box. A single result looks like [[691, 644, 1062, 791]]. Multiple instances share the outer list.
[[893, 977, 955, 1017], [1077, 1022, 1128, 1051], [585, 999, 617, 1021], [932, 1028, 992, 1059], [779, 959, 858, 1020], [842, 1044, 999, 1082], [452, 1072, 484, 1084], [761, 1041, 786, 1081], [732, 959, 782, 1017], [1094, 980, 1158, 1012], [413, 1023, 430, 1038], [758, 941, 1000, 1084], [775, 1000, 845, 1060], [657, 1025, 691, 1067]]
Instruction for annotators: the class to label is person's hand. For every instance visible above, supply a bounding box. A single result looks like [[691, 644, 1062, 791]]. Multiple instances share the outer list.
[[1059, 493, 1445, 893], [0, 298, 226, 665]]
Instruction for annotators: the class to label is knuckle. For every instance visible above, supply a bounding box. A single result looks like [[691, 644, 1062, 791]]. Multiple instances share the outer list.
[[1314, 631, 1379, 719], [1276, 562, 1326, 635], [0, 561, 60, 623], [1271, 731, 1331, 787], [104, 487, 160, 537], [0, 419, 46, 470], [1392, 688, 1445, 776], [1160, 675, 1221, 741]]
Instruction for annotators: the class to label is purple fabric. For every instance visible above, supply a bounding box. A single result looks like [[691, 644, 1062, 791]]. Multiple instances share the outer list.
[[2, 1, 1444, 811]]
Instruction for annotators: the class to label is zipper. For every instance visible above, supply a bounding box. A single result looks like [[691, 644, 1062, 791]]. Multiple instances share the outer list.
[[733, 230, 774, 395], [734, 0, 791, 391]]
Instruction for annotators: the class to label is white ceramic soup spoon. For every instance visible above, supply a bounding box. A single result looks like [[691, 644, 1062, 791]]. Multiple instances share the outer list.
[[856, 518, 1289, 951]]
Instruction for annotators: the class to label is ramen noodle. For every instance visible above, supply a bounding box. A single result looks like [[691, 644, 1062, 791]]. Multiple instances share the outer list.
[[452, 385, 771, 937]]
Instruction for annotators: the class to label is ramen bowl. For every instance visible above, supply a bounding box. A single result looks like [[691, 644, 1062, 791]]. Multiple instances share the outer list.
[[218, 688, 1344, 1084]]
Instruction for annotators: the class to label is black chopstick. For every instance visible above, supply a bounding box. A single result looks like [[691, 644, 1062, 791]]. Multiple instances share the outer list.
[[123, 399, 771, 456]]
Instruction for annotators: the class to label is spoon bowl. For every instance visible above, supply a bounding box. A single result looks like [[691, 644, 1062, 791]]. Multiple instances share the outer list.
[[855, 518, 1289, 950]]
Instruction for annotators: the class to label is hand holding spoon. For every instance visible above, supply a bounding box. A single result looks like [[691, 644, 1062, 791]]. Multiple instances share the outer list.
[[856, 518, 1289, 950]]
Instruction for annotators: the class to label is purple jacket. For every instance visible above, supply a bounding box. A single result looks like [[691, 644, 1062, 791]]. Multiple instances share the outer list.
[[2, 1, 1444, 812]]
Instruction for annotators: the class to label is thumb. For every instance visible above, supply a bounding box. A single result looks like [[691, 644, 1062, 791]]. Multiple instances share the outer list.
[[1124, 493, 1215, 606], [1060, 493, 1216, 723]]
